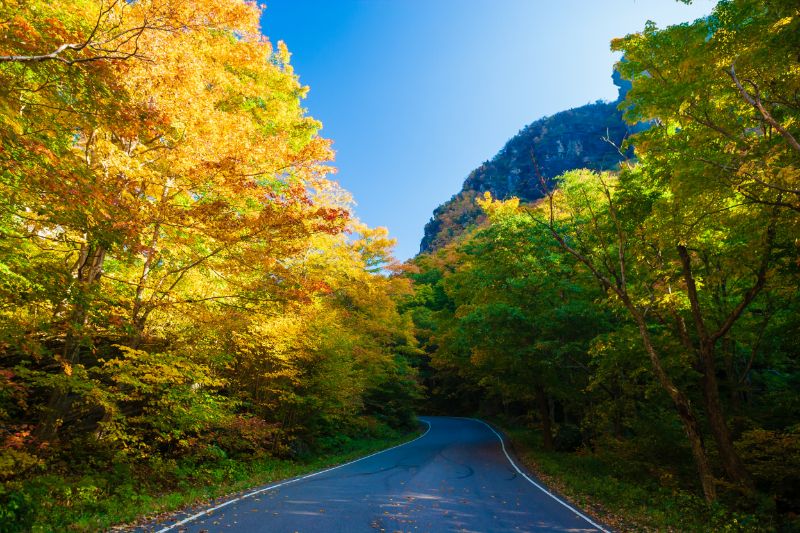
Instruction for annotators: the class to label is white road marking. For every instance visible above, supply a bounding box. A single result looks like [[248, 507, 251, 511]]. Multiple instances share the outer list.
[[153, 420, 432, 533], [469, 417, 610, 532]]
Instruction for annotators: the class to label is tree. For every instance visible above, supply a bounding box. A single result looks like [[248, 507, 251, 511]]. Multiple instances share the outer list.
[[612, 0, 799, 213], [0, 0, 419, 490]]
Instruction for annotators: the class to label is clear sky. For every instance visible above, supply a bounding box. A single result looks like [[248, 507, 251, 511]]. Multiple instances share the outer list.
[[260, 0, 715, 261]]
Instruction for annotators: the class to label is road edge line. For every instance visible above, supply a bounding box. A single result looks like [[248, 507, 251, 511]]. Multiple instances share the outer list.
[[469, 417, 610, 533], [153, 419, 432, 533]]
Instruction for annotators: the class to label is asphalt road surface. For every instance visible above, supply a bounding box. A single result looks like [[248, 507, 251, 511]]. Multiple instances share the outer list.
[[148, 417, 607, 533]]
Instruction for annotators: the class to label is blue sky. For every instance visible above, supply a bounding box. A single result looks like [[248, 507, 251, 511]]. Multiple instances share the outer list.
[[260, 0, 715, 261]]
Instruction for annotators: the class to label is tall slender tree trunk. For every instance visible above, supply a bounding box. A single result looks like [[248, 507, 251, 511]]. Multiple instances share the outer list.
[[129, 224, 160, 348], [625, 299, 717, 502], [541, 208, 718, 502], [129, 180, 171, 348], [677, 244, 754, 493], [699, 342, 754, 492]]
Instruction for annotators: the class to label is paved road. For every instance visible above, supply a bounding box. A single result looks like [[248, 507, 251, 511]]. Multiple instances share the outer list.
[[149, 417, 606, 533]]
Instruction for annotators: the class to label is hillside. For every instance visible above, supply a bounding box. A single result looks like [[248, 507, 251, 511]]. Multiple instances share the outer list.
[[419, 71, 637, 253]]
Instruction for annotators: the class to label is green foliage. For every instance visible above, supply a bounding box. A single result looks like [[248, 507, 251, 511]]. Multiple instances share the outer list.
[[87, 347, 229, 458], [407, 0, 800, 525], [736, 426, 800, 513], [503, 424, 776, 532], [0, 425, 419, 533]]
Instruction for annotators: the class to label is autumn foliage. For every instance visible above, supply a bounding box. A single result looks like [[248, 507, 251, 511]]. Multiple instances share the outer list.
[[0, 1, 419, 529]]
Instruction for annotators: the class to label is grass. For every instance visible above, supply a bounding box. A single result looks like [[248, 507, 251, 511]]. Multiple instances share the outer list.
[[3, 424, 423, 532], [493, 423, 776, 532]]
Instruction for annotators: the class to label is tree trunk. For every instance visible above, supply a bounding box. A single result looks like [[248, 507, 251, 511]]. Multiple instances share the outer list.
[[535, 384, 554, 451], [612, 382, 624, 439], [35, 242, 106, 442], [699, 342, 754, 492], [129, 180, 172, 347], [677, 244, 754, 493], [626, 299, 717, 502], [129, 224, 159, 347], [541, 214, 717, 501]]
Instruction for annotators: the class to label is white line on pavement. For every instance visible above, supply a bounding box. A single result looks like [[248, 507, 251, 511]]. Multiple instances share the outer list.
[[153, 419, 432, 533], [470, 418, 610, 533]]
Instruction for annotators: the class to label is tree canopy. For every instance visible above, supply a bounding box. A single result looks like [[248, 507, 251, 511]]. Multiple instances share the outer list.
[[405, 0, 799, 526], [0, 2, 420, 529]]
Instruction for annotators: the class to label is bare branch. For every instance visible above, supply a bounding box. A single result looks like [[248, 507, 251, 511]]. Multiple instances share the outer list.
[[0, 0, 175, 66], [601, 129, 633, 170], [727, 62, 800, 154]]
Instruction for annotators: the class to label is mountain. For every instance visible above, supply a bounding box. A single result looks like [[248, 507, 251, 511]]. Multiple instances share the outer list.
[[419, 71, 637, 254]]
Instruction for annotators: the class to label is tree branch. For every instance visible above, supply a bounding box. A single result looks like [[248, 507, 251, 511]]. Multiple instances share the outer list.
[[710, 203, 779, 343], [727, 62, 800, 154]]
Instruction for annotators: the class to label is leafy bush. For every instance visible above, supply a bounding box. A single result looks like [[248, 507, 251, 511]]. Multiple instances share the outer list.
[[736, 426, 800, 514]]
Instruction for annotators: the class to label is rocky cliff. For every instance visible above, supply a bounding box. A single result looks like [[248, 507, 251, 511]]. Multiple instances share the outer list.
[[419, 72, 637, 254]]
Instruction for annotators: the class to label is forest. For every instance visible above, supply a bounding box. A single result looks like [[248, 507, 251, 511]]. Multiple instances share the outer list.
[[0, 0, 798, 531], [0, 1, 419, 530], [405, 0, 800, 529]]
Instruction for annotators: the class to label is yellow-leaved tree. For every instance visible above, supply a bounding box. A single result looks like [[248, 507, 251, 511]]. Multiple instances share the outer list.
[[0, 2, 419, 528]]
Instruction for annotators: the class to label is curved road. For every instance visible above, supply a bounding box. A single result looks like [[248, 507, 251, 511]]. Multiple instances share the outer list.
[[148, 417, 606, 533]]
